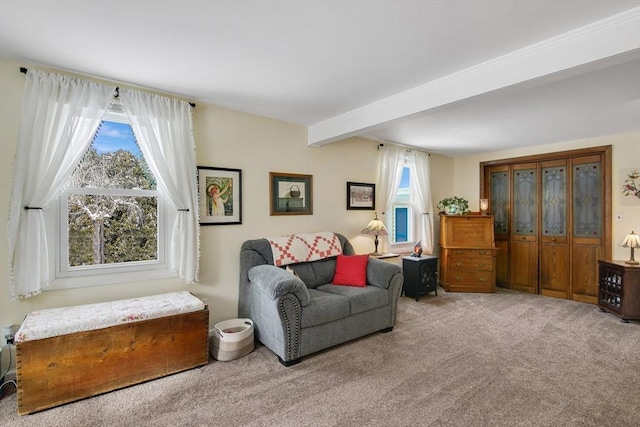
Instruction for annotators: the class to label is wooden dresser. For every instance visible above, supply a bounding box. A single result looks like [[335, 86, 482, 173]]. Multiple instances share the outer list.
[[439, 215, 497, 293]]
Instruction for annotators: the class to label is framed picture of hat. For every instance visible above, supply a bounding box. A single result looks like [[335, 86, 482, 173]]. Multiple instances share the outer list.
[[270, 172, 313, 215], [198, 166, 242, 225]]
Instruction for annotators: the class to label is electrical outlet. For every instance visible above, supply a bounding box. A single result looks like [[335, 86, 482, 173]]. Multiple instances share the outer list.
[[615, 212, 623, 222], [3, 324, 19, 345]]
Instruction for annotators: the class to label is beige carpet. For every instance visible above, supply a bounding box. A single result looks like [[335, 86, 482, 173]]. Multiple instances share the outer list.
[[1, 288, 639, 426]]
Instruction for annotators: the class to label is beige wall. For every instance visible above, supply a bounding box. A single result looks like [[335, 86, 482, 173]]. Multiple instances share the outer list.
[[1, 55, 638, 336], [451, 134, 640, 261], [0, 58, 387, 331]]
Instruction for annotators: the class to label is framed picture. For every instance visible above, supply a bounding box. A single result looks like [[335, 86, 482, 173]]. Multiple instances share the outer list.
[[197, 166, 242, 225], [347, 182, 375, 210], [270, 172, 313, 215]]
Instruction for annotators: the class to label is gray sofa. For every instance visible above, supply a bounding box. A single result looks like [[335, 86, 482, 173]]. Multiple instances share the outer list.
[[239, 233, 403, 366]]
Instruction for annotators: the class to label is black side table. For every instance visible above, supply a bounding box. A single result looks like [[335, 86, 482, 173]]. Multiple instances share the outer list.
[[402, 255, 438, 301]]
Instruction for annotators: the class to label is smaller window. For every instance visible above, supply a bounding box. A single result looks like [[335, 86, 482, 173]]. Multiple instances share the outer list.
[[391, 167, 412, 246], [394, 207, 409, 242]]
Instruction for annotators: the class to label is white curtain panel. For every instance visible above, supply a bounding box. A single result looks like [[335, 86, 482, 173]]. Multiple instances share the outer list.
[[8, 70, 115, 299], [377, 144, 405, 231], [408, 150, 434, 253], [120, 89, 199, 283]]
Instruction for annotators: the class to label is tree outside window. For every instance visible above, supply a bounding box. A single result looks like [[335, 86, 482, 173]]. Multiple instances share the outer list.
[[64, 120, 159, 268]]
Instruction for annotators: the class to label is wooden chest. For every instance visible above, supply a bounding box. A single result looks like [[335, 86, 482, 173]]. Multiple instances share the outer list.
[[440, 215, 497, 293], [16, 304, 209, 415]]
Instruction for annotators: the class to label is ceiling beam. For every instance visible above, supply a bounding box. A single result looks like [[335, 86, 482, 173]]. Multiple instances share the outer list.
[[308, 7, 640, 146]]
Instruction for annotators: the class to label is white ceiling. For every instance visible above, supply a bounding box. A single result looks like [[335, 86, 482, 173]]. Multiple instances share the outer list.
[[0, 1, 639, 157]]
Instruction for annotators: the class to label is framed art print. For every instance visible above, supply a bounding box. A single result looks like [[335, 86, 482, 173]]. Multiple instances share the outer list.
[[198, 166, 242, 225], [270, 172, 313, 215], [347, 182, 375, 210]]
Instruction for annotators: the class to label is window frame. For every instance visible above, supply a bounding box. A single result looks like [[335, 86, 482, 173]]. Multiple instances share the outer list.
[[45, 111, 177, 291], [391, 205, 411, 243], [388, 166, 415, 253], [389, 205, 415, 253]]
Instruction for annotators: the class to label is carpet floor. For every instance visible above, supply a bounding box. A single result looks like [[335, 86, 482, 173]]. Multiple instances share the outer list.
[[1, 288, 639, 426]]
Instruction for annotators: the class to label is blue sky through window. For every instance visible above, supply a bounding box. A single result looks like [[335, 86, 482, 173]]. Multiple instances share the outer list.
[[400, 166, 410, 188], [92, 121, 141, 157], [396, 166, 410, 203]]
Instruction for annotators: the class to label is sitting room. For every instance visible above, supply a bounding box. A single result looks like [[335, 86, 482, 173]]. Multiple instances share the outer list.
[[0, 1, 639, 426]]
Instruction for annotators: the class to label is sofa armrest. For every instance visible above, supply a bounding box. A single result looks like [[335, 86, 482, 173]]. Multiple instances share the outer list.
[[248, 265, 310, 306], [367, 258, 403, 289]]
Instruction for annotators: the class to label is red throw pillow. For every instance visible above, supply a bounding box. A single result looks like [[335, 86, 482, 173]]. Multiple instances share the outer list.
[[332, 254, 369, 287]]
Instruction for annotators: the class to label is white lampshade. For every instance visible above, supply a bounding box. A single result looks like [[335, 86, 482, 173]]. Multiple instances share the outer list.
[[361, 213, 387, 256], [361, 217, 388, 236], [619, 230, 640, 265], [480, 198, 489, 214]]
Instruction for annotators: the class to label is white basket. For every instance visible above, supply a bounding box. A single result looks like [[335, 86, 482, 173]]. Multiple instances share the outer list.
[[210, 318, 254, 361]]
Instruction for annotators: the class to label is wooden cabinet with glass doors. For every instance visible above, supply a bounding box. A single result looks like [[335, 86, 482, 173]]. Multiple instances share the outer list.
[[481, 146, 611, 304]]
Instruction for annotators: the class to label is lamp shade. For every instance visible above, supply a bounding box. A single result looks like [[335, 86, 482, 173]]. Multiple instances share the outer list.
[[619, 230, 640, 265], [361, 216, 388, 236], [619, 231, 640, 248], [361, 213, 387, 256], [480, 198, 489, 214]]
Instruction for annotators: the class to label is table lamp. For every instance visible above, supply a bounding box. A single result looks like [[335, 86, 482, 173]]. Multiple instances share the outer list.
[[619, 230, 640, 265], [480, 199, 489, 215], [361, 213, 388, 256]]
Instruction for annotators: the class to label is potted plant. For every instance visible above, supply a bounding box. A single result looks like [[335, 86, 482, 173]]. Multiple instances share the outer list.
[[437, 196, 469, 215]]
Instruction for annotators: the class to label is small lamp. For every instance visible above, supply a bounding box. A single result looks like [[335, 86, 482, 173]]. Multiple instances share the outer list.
[[480, 199, 489, 215], [361, 213, 388, 256], [619, 231, 640, 265]]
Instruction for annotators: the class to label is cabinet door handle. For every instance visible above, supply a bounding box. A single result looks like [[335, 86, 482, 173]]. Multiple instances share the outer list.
[[478, 263, 486, 268], [479, 277, 486, 282], [455, 277, 463, 281], [479, 250, 487, 255], [455, 262, 463, 267]]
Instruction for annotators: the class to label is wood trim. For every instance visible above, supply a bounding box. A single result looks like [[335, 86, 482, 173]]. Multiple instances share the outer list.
[[480, 145, 612, 167], [480, 145, 612, 302]]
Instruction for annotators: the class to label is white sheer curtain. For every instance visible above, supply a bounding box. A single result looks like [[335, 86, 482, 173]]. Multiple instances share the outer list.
[[120, 89, 199, 283], [8, 70, 115, 299], [377, 144, 406, 231], [407, 150, 434, 253]]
